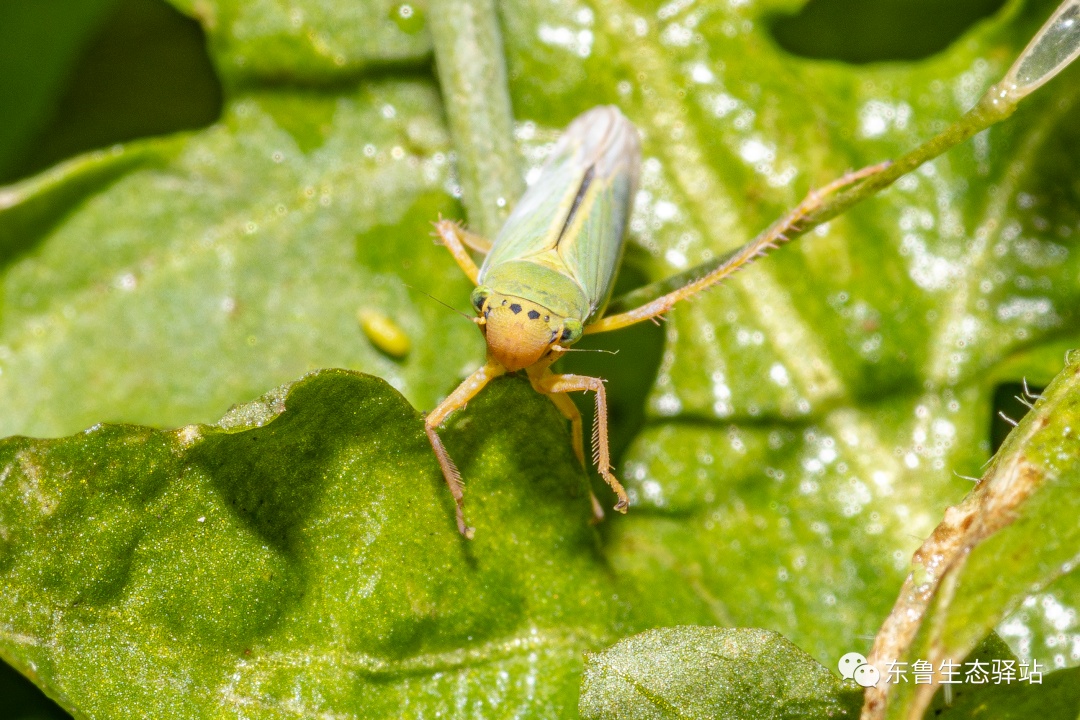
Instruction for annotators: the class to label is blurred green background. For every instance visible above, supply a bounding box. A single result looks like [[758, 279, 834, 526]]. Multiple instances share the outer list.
[[0, 0, 221, 185], [0, 0, 1016, 187]]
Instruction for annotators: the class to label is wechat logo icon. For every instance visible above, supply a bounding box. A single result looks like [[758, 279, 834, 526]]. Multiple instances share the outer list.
[[838, 651, 880, 687]]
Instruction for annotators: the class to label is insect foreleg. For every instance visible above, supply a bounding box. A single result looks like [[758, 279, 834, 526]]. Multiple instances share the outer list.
[[540, 390, 605, 523], [586, 160, 892, 334], [426, 359, 506, 538], [528, 369, 629, 513], [432, 218, 490, 283]]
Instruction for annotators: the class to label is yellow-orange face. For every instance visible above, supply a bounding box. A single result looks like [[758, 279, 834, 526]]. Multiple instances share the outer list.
[[471, 287, 583, 371]]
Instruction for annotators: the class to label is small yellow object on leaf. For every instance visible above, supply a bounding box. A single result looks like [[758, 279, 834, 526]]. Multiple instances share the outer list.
[[358, 308, 410, 359]]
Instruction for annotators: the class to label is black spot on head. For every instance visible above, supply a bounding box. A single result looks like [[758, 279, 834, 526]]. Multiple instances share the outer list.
[[561, 328, 573, 342], [528, 310, 540, 320], [510, 303, 522, 314]]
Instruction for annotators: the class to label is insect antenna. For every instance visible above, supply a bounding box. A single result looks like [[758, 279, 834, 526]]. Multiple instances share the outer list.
[[559, 347, 619, 355], [405, 285, 475, 321], [953, 470, 981, 483]]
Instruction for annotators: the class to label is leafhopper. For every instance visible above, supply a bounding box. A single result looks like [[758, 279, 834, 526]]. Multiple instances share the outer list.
[[428, 105, 884, 538]]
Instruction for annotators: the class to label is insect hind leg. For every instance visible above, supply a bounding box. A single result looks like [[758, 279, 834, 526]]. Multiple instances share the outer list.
[[542, 390, 605, 523], [543, 392, 586, 468], [586, 160, 892, 335], [530, 369, 629, 513], [425, 425, 472, 538]]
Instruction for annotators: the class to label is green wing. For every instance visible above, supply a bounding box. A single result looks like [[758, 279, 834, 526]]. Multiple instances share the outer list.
[[477, 106, 640, 322]]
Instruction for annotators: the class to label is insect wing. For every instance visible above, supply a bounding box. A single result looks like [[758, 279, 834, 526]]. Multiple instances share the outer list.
[[556, 110, 640, 321], [478, 106, 640, 321], [478, 133, 588, 273]]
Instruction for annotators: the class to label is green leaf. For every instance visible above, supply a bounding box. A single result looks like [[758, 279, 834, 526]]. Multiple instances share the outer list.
[[0, 81, 483, 436], [0, 370, 626, 717], [935, 666, 1080, 720], [498, 0, 1080, 669], [864, 359, 1080, 719], [928, 633, 1080, 720], [578, 626, 863, 719], [579, 628, 1080, 720], [167, 0, 432, 82]]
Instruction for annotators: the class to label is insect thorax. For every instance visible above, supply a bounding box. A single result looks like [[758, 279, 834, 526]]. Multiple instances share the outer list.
[[480, 260, 590, 320]]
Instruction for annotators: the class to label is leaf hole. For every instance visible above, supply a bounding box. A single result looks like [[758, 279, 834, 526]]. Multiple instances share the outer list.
[[990, 381, 1045, 453]]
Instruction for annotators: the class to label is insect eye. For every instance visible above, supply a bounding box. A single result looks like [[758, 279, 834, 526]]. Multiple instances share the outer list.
[[470, 286, 491, 314], [560, 319, 584, 344]]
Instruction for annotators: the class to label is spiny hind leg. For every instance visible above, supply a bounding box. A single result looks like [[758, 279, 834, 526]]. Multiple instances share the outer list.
[[586, 160, 893, 334], [425, 360, 505, 538], [543, 390, 605, 523], [531, 370, 628, 513], [424, 425, 470, 538]]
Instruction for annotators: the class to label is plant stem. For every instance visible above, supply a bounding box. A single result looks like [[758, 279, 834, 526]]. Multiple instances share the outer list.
[[428, 0, 523, 239]]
